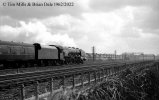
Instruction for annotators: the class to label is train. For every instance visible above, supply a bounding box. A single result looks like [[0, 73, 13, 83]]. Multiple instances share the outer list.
[[0, 40, 86, 69], [122, 53, 155, 61], [85, 53, 156, 61]]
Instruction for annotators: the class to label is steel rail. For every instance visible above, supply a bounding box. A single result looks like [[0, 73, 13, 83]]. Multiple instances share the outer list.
[[0, 60, 124, 75], [0, 63, 125, 86], [0, 60, 152, 87]]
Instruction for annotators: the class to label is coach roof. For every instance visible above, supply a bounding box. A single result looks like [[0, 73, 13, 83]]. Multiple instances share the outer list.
[[0, 40, 34, 47]]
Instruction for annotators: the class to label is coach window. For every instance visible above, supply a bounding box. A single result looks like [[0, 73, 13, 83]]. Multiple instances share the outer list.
[[4, 45, 9, 54], [15, 46, 21, 55], [0, 45, 8, 54], [6, 46, 10, 54], [25, 47, 29, 54], [7, 46, 11, 54], [11, 46, 16, 54], [26, 47, 34, 54], [20, 46, 25, 54]]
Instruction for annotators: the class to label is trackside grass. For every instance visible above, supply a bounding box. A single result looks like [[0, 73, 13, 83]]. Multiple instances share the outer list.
[[47, 63, 159, 100]]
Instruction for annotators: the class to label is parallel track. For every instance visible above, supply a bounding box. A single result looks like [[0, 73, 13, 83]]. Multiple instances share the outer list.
[[0, 60, 153, 87], [0, 60, 124, 75], [0, 62, 124, 86]]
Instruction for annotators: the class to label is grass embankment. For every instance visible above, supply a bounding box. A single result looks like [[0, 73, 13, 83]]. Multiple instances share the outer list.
[[48, 63, 159, 100]]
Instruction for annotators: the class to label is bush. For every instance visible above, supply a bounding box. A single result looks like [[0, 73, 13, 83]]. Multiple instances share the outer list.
[[47, 64, 159, 100], [76, 67, 159, 100]]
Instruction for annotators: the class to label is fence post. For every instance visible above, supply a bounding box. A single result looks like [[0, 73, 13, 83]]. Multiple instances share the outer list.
[[50, 78, 54, 94], [105, 69, 108, 78], [102, 69, 104, 81], [62, 76, 65, 87], [20, 84, 25, 100], [81, 73, 84, 87], [99, 71, 101, 82], [35, 81, 39, 100], [88, 72, 91, 85], [72, 74, 75, 88], [112, 67, 115, 75], [117, 67, 120, 73], [109, 68, 111, 76], [94, 71, 97, 84], [114, 67, 117, 75]]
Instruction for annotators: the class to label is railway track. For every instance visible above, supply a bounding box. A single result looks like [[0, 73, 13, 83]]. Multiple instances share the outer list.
[[0, 60, 124, 75], [0, 62, 125, 87], [0, 60, 155, 100], [0, 60, 152, 87]]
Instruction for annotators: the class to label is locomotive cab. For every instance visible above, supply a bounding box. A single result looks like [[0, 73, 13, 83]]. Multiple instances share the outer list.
[[49, 45, 65, 64]]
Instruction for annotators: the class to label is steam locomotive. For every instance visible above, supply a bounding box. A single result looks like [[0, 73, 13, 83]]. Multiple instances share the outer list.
[[0, 40, 86, 69]]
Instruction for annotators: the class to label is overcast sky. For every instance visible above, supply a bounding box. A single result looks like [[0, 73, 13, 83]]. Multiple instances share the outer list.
[[0, 0, 159, 54]]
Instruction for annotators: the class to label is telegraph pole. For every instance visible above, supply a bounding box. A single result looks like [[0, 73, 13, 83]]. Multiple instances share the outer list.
[[153, 54, 156, 61], [114, 50, 116, 60], [92, 46, 95, 61]]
